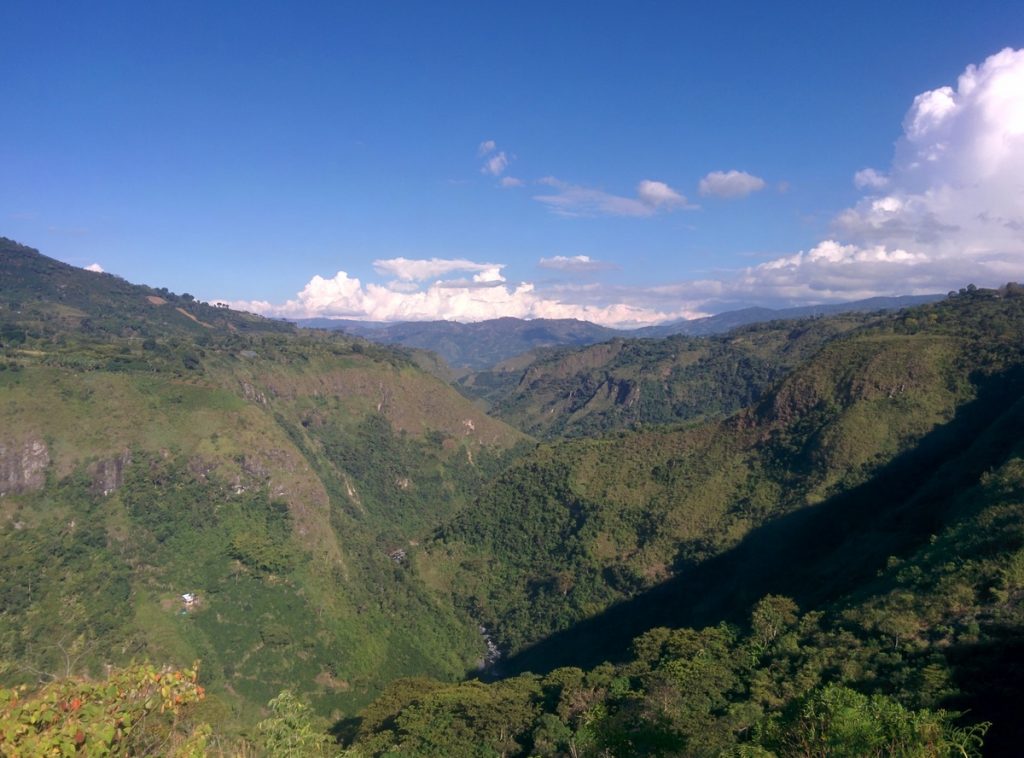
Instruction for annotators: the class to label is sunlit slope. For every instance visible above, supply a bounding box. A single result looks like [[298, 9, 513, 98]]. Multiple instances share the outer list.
[[0, 236, 291, 338], [460, 314, 869, 439], [0, 241, 527, 725]]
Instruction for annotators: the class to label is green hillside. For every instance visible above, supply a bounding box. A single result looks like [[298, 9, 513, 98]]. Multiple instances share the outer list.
[[0, 237, 293, 340], [346, 286, 1024, 756], [435, 288, 1024, 657], [459, 314, 869, 439], [348, 436, 1024, 754], [0, 240, 527, 730], [302, 317, 622, 371]]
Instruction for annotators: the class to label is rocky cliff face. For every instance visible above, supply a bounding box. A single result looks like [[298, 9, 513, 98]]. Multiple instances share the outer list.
[[90, 449, 132, 496], [0, 438, 50, 496]]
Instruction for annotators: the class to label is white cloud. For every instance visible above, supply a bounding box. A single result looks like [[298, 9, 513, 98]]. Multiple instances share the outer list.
[[385, 280, 421, 293], [904, 86, 958, 141], [482, 151, 509, 176], [636, 180, 688, 208], [372, 257, 501, 282], [473, 266, 506, 283], [853, 168, 889, 189], [827, 47, 1024, 277], [538, 255, 616, 273], [698, 170, 766, 198], [478, 139, 497, 156], [84, 262, 104, 273], [534, 177, 696, 217], [734, 240, 934, 300], [499, 176, 524, 188], [226, 270, 699, 327]]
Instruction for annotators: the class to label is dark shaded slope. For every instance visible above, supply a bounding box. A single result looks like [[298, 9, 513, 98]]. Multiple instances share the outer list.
[[499, 362, 1024, 676], [351, 434, 1024, 755]]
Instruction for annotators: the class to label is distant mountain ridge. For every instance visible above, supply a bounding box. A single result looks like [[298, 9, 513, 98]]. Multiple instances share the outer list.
[[460, 312, 875, 439], [297, 316, 621, 370], [633, 294, 944, 338], [296, 294, 943, 369]]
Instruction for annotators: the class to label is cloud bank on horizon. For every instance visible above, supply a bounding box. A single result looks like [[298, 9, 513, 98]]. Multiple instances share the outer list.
[[229, 48, 1024, 327]]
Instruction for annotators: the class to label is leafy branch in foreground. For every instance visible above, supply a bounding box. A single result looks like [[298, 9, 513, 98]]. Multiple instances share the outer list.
[[0, 662, 207, 756]]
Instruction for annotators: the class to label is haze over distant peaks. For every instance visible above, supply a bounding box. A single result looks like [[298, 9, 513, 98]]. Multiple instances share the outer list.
[[297, 294, 942, 369]]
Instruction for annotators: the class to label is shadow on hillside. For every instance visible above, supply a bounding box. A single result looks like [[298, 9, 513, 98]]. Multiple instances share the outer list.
[[494, 364, 1024, 679], [943, 621, 1024, 758]]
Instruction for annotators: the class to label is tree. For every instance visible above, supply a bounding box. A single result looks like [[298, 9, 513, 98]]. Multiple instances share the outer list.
[[256, 690, 333, 757], [750, 595, 799, 654], [761, 684, 987, 758]]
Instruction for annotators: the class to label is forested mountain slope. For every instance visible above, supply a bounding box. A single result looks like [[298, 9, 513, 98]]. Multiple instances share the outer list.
[[632, 293, 941, 338], [0, 239, 527, 727], [3, 237, 1022, 755], [430, 287, 1024, 658], [300, 316, 621, 370], [459, 314, 870, 439], [1, 237, 292, 339], [349, 437, 1024, 754], [348, 285, 1024, 756]]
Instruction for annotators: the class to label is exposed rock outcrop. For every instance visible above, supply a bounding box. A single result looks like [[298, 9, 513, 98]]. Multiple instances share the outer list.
[[91, 449, 132, 495], [0, 437, 50, 496]]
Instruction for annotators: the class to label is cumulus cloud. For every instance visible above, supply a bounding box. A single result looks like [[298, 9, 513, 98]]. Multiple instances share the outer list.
[[372, 257, 501, 282], [478, 139, 497, 156], [473, 266, 506, 283], [538, 255, 617, 273], [534, 177, 696, 217], [226, 269, 699, 327], [84, 262, 104, 273], [499, 176, 524, 188], [698, 170, 766, 198], [659, 47, 1024, 307], [823, 48, 1024, 284], [637, 180, 688, 208], [853, 168, 889, 189]]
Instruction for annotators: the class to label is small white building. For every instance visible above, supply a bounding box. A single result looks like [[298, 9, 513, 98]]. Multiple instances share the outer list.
[[181, 593, 196, 609]]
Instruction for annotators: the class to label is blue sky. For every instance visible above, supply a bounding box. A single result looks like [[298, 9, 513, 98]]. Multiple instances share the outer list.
[[3, 1, 1024, 324]]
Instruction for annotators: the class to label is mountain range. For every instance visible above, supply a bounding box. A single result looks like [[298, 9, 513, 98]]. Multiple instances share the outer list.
[[1, 237, 1021, 756], [296, 294, 941, 370]]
